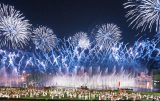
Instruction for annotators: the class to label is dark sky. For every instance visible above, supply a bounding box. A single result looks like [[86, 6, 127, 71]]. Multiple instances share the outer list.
[[0, 0, 155, 44]]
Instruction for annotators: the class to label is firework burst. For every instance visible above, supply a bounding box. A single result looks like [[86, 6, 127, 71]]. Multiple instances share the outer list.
[[0, 4, 31, 49], [95, 23, 121, 50], [124, 0, 160, 32], [32, 26, 57, 52], [72, 32, 90, 49]]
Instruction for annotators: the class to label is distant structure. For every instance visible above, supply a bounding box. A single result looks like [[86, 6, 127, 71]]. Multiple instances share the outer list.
[[152, 69, 160, 92], [135, 72, 153, 91]]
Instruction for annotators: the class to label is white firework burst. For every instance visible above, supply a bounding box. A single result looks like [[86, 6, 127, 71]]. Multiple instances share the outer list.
[[0, 4, 31, 49], [72, 32, 90, 49], [124, 0, 160, 32], [95, 24, 121, 50], [32, 26, 57, 52]]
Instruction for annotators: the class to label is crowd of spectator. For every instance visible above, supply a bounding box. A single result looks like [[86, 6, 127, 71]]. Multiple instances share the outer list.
[[0, 87, 159, 100]]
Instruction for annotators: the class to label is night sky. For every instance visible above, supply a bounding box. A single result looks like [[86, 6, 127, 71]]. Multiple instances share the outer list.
[[0, 0, 155, 44], [0, 0, 159, 73]]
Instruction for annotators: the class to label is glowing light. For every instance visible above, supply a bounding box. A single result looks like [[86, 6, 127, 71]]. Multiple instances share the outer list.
[[0, 4, 31, 49], [46, 67, 136, 89], [124, 0, 160, 32], [95, 24, 121, 50], [32, 26, 57, 52], [72, 32, 90, 49]]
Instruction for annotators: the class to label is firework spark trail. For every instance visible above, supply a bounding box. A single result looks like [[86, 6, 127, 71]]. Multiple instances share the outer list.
[[124, 0, 160, 32], [54, 36, 159, 74], [72, 32, 90, 49], [0, 4, 31, 49], [95, 24, 121, 51], [0, 37, 159, 75], [32, 26, 57, 52], [0, 39, 158, 87]]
